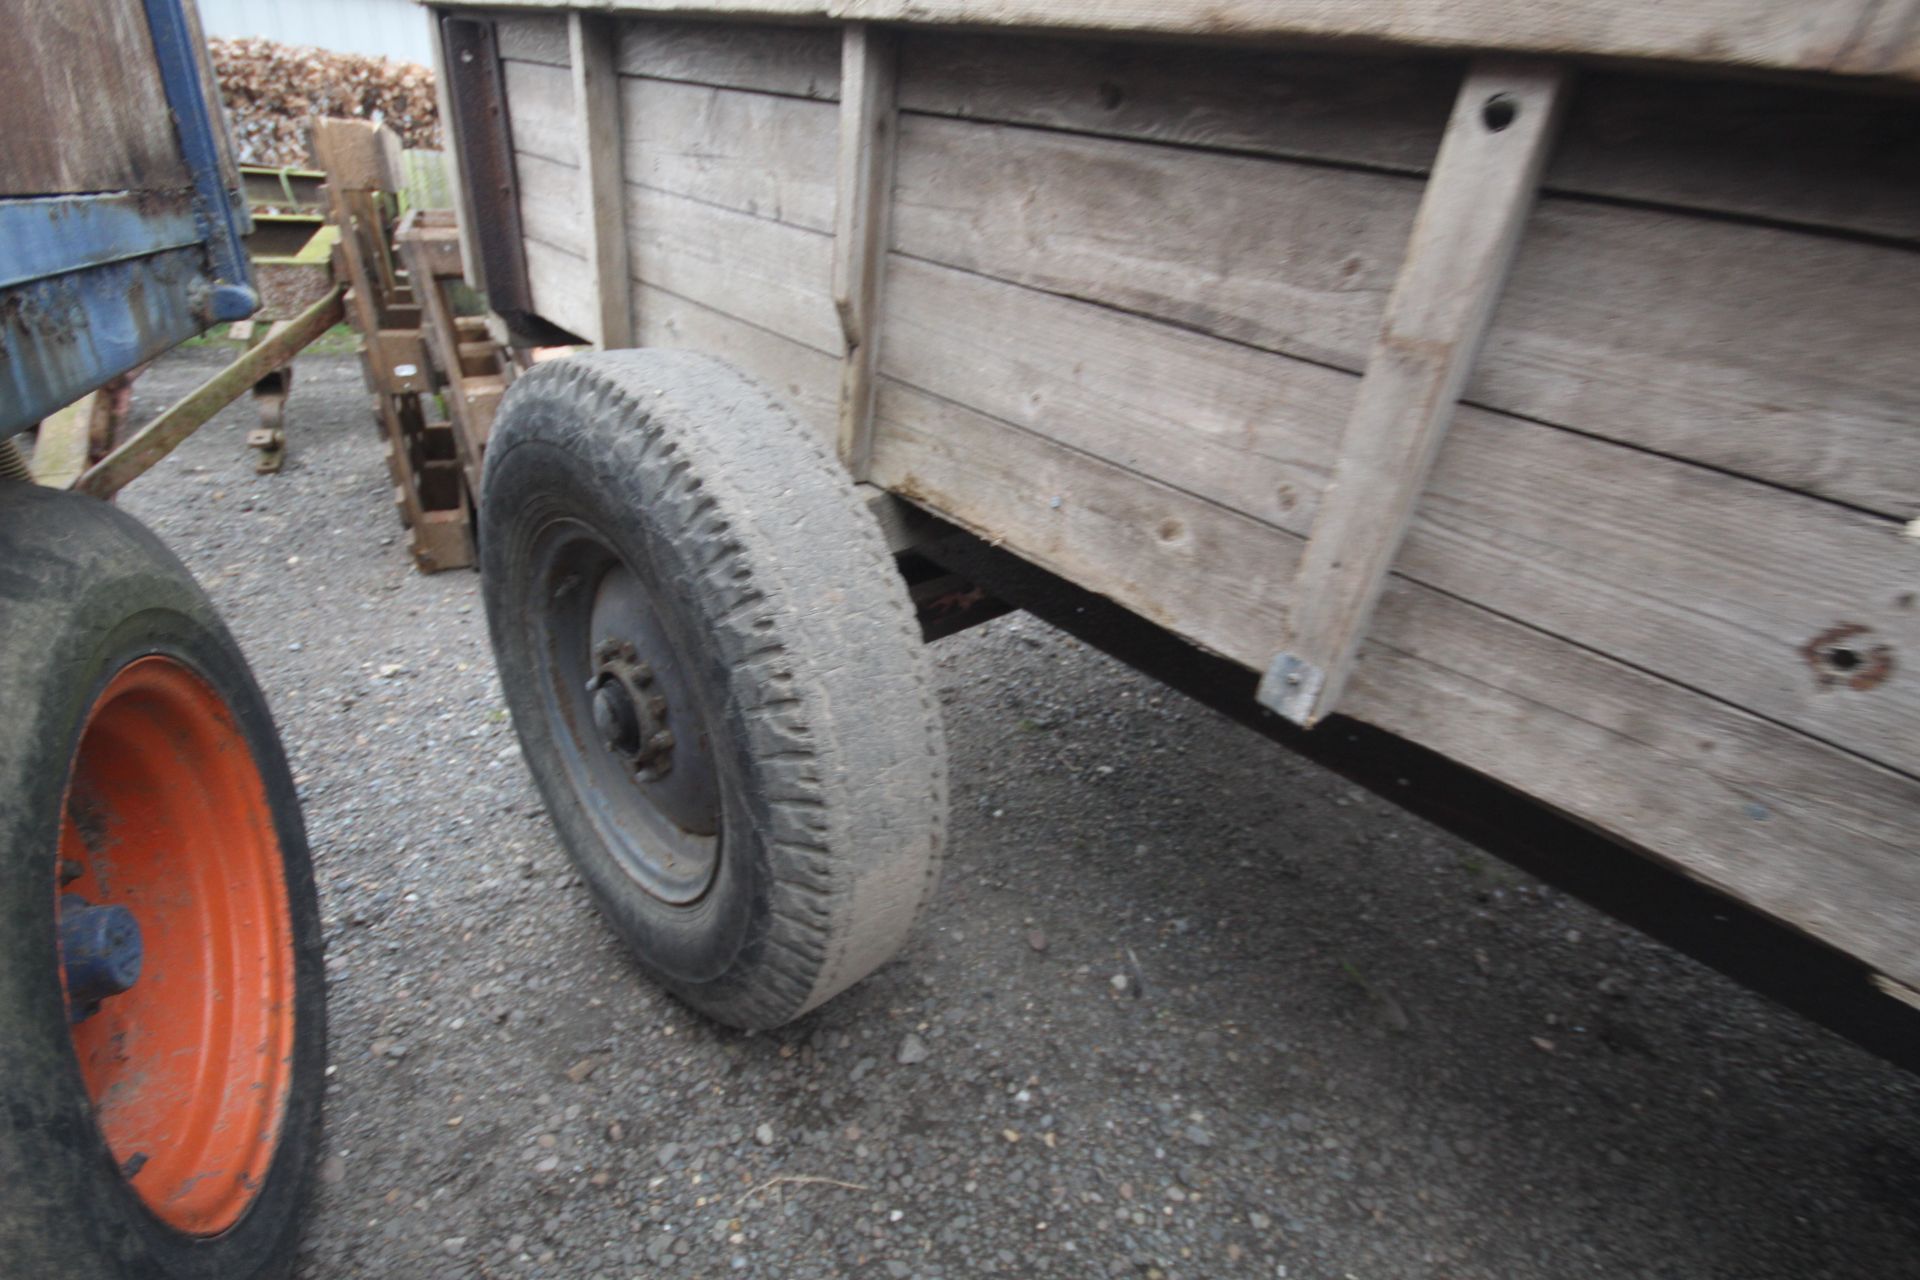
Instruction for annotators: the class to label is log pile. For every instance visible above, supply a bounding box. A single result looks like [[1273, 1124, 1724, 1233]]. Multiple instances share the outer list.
[[209, 38, 439, 168]]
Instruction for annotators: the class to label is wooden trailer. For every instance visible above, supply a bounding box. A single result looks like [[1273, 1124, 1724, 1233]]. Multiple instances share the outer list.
[[423, 0, 1920, 1051]]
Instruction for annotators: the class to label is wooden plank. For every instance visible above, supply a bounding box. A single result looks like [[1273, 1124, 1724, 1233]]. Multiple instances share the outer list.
[[878, 253, 1920, 778], [619, 79, 839, 233], [867, 377, 1920, 993], [832, 26, 899, 479], [1263, 60, 1569, 726], [889, 113, 1920, 518], [503, 59, 578, 164], [313, 120, 400, 360], [313, 118, 402, 193], [616, 19, 841, 97], [523, 236, 600, 341], [501, 12, 841, 98], [515, 150, 841, 356], [495, 13, 571, 65], [625, 187, 840, 356], [30, 395, 98, 488], [636, 284, 842, 443], [897, 33, 1920, 242], [398, 210, 509, 497], [520, 228, 842, 446], [570, 12, 636, 347], [450, 0, 1920, 83], [505, 57, 839, 232]]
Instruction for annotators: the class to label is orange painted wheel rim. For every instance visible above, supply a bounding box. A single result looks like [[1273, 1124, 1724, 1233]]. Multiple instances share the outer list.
[[57, 655, 296, 1236]]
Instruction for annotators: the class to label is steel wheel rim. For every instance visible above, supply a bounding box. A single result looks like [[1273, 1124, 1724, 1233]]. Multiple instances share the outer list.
[[530, 517, 723, 903], [57, 655, 296, 1236]]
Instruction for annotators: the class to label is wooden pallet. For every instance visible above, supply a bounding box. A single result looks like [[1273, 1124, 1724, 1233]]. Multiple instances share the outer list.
[[312, 118, 476, 573], [395, 208, 514, 504]]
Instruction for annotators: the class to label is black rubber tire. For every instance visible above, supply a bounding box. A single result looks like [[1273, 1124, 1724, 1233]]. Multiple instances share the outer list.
[[0, 482, 325, 1279], [481, 350, 947, 1029]]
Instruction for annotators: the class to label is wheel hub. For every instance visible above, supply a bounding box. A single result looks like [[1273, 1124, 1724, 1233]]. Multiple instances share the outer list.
[[58, 895, 143, 1022], [590, 638, 675, 779]]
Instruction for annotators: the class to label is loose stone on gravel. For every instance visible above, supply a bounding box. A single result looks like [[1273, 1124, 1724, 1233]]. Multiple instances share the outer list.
[[896, 1033, 930, 1065]]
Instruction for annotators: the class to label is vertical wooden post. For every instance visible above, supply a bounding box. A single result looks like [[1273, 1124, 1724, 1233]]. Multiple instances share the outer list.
[[1259, 58, 1570, 727], [569, 11, 633, 350], [832, 24, 899, 480]]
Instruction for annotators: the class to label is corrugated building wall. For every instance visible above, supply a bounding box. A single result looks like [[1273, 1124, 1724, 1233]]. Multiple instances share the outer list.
[[197, 0, 434, 65]]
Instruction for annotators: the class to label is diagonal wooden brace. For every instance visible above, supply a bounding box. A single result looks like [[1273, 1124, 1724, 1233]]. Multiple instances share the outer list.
[[1259, 58, 1571, 727]]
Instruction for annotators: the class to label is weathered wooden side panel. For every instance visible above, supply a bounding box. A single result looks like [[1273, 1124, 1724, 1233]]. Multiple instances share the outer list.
[[0, 0, 192, 196], [502, 17, 842, 439], [897, 34, 1920, 243], [890, 110, 1920, 520], [493, 12, 1920, 990], [876, 251, 1920, 770]]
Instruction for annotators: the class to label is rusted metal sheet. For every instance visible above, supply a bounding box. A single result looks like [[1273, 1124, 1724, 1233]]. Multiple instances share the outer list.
[[439, 17, 535, 326], [0, 247, 205, 439]]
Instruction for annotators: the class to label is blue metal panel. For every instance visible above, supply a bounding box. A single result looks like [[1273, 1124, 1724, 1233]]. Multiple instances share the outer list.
[[0, 250, 208, 434], [0, 195, 202, 292]]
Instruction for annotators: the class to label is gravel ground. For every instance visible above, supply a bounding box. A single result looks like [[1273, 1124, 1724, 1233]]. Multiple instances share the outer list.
[[120, 347, 1920, 1280]]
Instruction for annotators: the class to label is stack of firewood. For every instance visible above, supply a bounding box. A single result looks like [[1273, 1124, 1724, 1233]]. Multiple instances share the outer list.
[[209, 37, 440, 168]]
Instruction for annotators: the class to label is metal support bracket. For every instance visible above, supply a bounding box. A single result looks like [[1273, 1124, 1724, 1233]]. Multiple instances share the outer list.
[[1258, 58, 1571, 727], [832, 24, 900, 481]]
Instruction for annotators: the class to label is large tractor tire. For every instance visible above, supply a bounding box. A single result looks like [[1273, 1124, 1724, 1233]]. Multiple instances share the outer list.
[[480, 350, 947, 1030], [0, 481, 325, 1278]]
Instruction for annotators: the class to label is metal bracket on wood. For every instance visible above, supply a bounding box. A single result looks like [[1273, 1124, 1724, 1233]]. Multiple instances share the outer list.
[[569, 11, 633, 349], [832, 24, 900, 481], [1258, 58, 1571, 727], [441, 16, 536, 323]]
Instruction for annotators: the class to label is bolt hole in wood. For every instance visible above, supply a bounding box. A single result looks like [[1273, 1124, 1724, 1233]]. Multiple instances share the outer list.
[[1481, 93, 1518, 132], [1801, 623, 1895, 691]]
